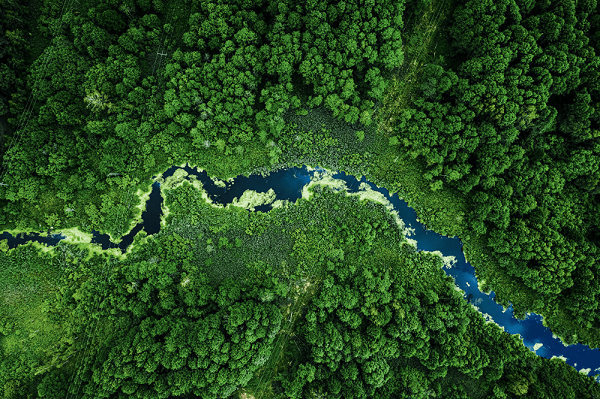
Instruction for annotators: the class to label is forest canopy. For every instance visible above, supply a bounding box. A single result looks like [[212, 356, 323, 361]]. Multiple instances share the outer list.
[[2, 180, 599, 398], [0, 0, 600, 397], [0, 0, 405, 236], [385, 0, 600, 349]]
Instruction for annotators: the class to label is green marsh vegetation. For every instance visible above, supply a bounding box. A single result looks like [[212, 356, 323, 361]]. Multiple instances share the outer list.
[[281, 0, 600, 353]]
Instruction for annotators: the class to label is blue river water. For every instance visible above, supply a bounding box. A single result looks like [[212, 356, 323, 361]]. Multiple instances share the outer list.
[[1, 165, 599, 381]]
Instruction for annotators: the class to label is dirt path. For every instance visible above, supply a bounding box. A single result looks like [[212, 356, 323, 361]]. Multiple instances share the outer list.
[[373, 0, 453, 138], [246, 2, 456, 397], [249, 271, 321, 399]]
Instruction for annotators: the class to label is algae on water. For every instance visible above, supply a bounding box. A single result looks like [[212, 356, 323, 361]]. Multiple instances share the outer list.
[[229, 189, 277, 211]]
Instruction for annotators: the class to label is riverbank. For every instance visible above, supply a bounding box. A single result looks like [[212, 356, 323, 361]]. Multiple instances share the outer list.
[[2, 163, 600, 396]]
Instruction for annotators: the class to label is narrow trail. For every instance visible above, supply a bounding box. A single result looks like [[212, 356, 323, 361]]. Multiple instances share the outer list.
[[251, 252, 325, 398], [247, 2, 456, 397], [373, 0, 452, 138]]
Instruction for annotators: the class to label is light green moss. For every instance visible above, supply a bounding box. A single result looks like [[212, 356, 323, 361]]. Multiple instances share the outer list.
[[160, 176, 224, 230], [133, 186, 153, 219], [229, 189, 277, 211], [2, 227, 49, 237], [163, 168, 190, 190], [347, 182, 417, 247], [271, 199, 290, 208], [111, 184, 155, 244], [424, 250, 457, 269], [56, 227, 93, 244], [301, 169, 348, 200], [30, 241, 53, 253], [477, 278, 489, 294], [211, 176, 227, 188], [299, 169, 420, 247]]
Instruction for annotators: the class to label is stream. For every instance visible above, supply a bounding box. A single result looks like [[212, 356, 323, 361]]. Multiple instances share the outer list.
[[1, 164, 599, 381]]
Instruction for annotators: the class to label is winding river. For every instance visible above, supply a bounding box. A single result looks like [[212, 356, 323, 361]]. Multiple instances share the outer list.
[[2, 165, 599, 382]]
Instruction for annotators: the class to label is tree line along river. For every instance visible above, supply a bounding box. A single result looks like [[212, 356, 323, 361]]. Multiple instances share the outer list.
[[1, 164, 599, 383]]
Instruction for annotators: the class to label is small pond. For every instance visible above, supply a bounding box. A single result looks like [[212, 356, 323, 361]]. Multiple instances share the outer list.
[[1, 164, 599, 382]]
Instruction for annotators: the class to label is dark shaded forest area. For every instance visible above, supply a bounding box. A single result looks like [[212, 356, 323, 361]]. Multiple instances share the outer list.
[[1, 0, 600, 397]]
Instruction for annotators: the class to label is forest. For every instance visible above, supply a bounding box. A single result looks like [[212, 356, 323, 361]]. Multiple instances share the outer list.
[[2, 180, 600, 398], [386, 0, 600, 349], [0, 0, 599, 397]]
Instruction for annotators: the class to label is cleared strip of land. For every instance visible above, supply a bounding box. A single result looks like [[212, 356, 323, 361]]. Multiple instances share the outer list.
[[373, 0, 453, 137], [249, 2, 457, 397]]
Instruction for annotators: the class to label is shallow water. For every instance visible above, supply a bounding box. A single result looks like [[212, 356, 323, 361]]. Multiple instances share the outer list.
[[2, 165, 599, 381]]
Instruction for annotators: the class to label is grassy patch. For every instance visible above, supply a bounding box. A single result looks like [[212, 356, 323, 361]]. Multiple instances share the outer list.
[[0, 243, 75, 388], [0, 237, 126, 397]]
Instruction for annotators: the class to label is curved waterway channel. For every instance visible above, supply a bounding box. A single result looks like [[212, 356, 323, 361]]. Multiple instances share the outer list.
[[2, 164, 599, 381]]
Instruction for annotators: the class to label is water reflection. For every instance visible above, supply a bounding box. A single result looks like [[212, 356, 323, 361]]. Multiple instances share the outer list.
[[0, 230, 66, 247]]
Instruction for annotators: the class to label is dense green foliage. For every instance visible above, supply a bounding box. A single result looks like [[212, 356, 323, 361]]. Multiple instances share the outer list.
[[0, 0, 31, 127], [386, 0, 600, 348], [2, 182, 600, 398], [0, 240, 109, 399], [0, 0, 405, 234], [1, 0, 600, 397], [56, 234, 284, 398]]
